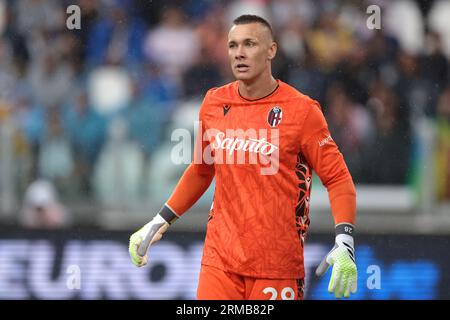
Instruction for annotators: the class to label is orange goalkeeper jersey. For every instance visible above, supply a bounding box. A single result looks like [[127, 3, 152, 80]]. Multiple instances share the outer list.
[[192, 80, 354, 279]]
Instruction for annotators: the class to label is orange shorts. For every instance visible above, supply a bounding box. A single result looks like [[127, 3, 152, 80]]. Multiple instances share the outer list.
[[197, 264, 304, 300]]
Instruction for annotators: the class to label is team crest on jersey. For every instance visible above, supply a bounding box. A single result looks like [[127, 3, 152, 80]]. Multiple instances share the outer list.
[[267, 106, 282, 127]]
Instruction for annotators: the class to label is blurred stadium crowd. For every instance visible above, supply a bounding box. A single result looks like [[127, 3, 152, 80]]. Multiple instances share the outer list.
[[0, 0, 450, 227]]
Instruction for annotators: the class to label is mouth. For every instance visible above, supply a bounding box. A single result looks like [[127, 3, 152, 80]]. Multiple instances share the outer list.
[[235, 64, 250, 72]]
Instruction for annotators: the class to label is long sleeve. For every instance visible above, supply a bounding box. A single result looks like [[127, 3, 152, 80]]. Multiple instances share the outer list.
[[166, 163, 214, 216], [300, 101, 357, 225]]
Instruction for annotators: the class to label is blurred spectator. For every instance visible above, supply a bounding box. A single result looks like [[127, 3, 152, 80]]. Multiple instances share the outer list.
[[422, 31, 449, 86], [395, 50, 433, 119], [85, 0, 146, 67], [428, 0, 450, 59], [59, 32, 85, 77], [13, 0, 63, 36], [10, 85, 44, 180], [306, 9, 354, 72], [288, 52, 328, 104], [143, 6, 200, 84], [338, 0, 374, 41], [0, 38, 17, 100], [182, 0, 216, 22], [93, 116, 145, 206], [325, 82, 374, 181], [226, 0, 270, 25], [435, 85, 450, 201], [29, 50, 74, 109], [87, 63, 132, 114], [275, 17, 307, 64], [420, 31, 449, 116], [75, 0, 100, 46], [182, 48, 224, 98], [11, 86, 42, 142], [331, 38, 371, 104], [137, 63, 180, 105], [0, 0, 6, 34], [272, 18, 306, 82], [271, 46, 296, 83], [62, 89, 107, 197], [361, 81, 412, 184], [0, 105, 24, 211], [194, 5, 229, 78], [38, 107, 74, 196], [365, 30, 400, 88], [121, 78, 170, 157], [270, 0, 317, 30], [21, 179, 69, 228], [384, 0, 424, 55]]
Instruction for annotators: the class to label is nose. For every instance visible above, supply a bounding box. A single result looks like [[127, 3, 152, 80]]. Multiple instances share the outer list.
[[235, 44, 245, 60]]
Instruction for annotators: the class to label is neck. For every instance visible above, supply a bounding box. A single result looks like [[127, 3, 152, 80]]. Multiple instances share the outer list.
[[238, 72, 278, 100]]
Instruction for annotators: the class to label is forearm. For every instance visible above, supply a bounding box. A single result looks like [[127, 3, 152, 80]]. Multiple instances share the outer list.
[[165, 163, 214, 217], [327, 178, 356, 225]]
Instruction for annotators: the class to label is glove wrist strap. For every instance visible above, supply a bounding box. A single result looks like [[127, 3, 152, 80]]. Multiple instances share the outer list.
[[335, 223, 355, 249], [158, 204, 179, 225], [335, 223, 355, 237]]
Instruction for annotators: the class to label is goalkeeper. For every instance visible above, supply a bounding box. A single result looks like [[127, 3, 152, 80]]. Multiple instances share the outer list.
[[129, 14, 357, 300]]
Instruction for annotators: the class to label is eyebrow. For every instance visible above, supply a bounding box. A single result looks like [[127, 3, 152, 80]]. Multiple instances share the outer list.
[[228, 38, 258, 44]]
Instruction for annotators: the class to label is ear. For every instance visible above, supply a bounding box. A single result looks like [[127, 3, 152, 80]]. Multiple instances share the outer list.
[[267, 41, 278, 61]]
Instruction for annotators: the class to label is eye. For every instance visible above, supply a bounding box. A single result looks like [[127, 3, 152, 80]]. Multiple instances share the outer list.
[[228, 43, 236, 49]]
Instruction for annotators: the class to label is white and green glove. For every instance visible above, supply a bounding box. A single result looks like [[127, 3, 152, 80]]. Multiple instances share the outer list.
[[315, 223, 357, 298], [129, 205, 178, 267]]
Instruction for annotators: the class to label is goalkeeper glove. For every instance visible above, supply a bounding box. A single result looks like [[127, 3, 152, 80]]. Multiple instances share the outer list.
[[129, 205, 178, 267], [315, 223, 357, 298]]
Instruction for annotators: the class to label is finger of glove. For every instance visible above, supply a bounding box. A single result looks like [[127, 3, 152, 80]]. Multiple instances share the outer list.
[[131, 244, 143, 261], [330, 267, 344, 298], [341, 273, 350, 298], [316, 256, 331, 277], [345, 272, 355, 298], [345, 273, 358, 298], [328, 266, 340, 293], [129, 236, 146, 267], [129, 236, 141, 256], [334, 273, 343, 298], [130, 249, 143, 265], [351, 273, 358, 293], [139, 255, 148, 267], [131, 254, 142, 266], [132, 250, 148, 267]]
